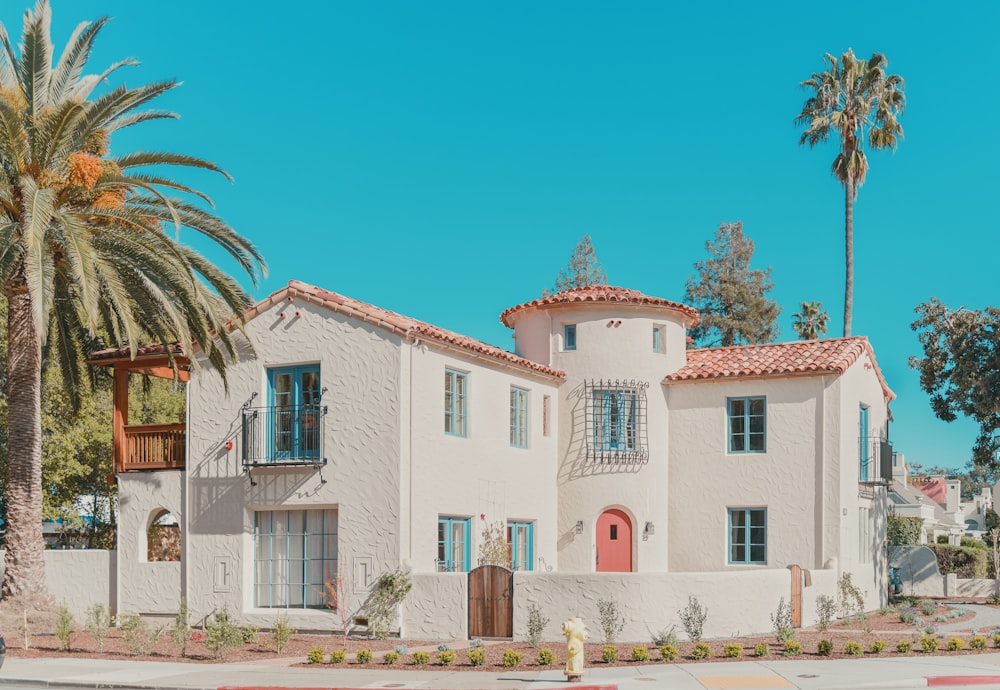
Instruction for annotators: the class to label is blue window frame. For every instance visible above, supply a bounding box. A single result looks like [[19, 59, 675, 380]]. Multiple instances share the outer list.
[[859, 405, 870, 481], [253, 508, 338, 608], [507, 521, 534, 571], [268, 365, 321, 461], [444, 369, 467, 437], [593, 389, 637, 451], [564, 324, 577, 351], [728, 508, 766, 565], [510, 387, 528, 448], [728, 396, 766, 453], [437, 516, 471, 572]]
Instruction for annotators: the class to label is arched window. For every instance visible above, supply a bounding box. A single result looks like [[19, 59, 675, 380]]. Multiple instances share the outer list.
[[146, 509, 181, 562]]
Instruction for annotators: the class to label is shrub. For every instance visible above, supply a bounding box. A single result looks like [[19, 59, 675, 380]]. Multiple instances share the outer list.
[[817, 639, 833, 656], [771, 597, 795, 644], [437, 650, 456, 666], [85, 604, 111, 653], [888, 514, 924, 546], [920, 601, 937, 617], [469, 638, 485, 649], [271, 613, 295, 654], [467, 648, 485, 666], [934, 615, 947, 623], [437, 642, 452, 651], [501, 649, 523, 667], [412, 651, 430, 665], [843, 641, 862, 655], [659, 644, 679, 661], [119, 615, 163, 657], [723, 643, 742, 658], [971, 636, 987, 649], [365, 568, 412, 640], [870, 639, 887, 654], [169, 598, 192, 657], [837, 573, 866, 622], [527, 604, 550, 648], [753, 643, 770, 658], [783, 640, 803, 656], [630, 645, 650, 662], [355, 648, 372, 664], [994, 633, 1000, 648], [383, 651, 400, 665], [962, 536, 987, 550], [679, 596, 708, 643], [897, 640, 912, 653], [899, 610, 918, 625], [601, 645, 618, 663], [947, 637, 965, 651], [537, 648, 556, 665], [928, 545, 989, 579], [329, 649, 346, 664], [597, 599, 625, 644], [921, 636, 939, 653], [307, 647, 325, 664], [240, 626, 259, 644], [651, 626, 678, 647], [815, 594, 836, 632], [394, 644, 408, 655], [691, 642, 711, 659], [55, 606, 74, 652]]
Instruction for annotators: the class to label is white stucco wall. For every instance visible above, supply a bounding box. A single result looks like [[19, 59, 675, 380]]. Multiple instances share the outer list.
[[402, 572, 467, 640], [0, 550, 116, 618]]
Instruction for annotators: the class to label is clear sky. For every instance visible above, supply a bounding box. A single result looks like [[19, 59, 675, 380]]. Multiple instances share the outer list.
[[16, 1, 999, 472]]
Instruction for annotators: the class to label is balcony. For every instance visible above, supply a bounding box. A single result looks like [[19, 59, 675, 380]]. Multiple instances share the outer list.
[[241, 404, 327, 468], [122, 423, 186, 471], [859, 436, 893, 487]]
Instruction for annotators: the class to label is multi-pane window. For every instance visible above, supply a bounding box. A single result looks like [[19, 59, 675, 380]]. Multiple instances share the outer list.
[[859, 405, 870, 481], [728, 508, 766, 565], [507, 521, 534, 571], [510, 387, 528, 448], [437, 516, 470, 572], [268, 365, 321, 461], [653, 326, 662, 353], [254, 509, 337, 608], [444, 369, 467, 437], [594, 389, 637, 452], [564, 324, 577, 351], [728, 396, 765, 453]]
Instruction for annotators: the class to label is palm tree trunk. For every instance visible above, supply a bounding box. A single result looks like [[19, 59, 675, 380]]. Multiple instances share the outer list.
[[2, 280, 47, 599], [843, 179, 854, 338]]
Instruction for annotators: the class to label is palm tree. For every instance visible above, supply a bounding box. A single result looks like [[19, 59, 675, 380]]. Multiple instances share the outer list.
[[0, 2, 265, 598], [795, 49, 905, 337], [792, 301, 829, 340]]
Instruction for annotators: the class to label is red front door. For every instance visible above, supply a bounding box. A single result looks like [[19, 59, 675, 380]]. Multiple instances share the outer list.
[[596, 509, 632, 572]]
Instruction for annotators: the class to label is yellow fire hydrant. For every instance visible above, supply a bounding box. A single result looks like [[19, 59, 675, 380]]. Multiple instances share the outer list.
[[561, 617, 588, 681]]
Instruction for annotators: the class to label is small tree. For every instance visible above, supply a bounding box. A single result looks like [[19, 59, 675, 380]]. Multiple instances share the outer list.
[[792, 301, 829, 340], [325, 566, 352, 644], [364, 569, 412, 639], [477, 520, 512, 568], [545, 234, 608, 295]]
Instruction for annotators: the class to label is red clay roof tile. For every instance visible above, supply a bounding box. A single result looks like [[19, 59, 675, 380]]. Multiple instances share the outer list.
[[499, 285, 699, 328]]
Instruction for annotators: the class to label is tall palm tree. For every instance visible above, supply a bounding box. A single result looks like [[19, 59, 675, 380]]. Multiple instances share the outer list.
[[792, 301, 829, 340], [0, 2, 265, 598], [796, 49, 905, 337]]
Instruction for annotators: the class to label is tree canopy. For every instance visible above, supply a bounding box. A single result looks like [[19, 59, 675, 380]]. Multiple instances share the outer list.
[[684, 222, 781, 347], [545, 234, 607, 295], [792, 301, 830, 340]]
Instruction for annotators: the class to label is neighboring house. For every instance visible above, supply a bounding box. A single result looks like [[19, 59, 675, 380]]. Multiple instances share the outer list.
[[886, 458, 992, 542], [91, 282, 894, 632]]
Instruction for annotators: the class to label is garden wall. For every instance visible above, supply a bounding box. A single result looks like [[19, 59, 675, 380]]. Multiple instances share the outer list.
[[890, 545, 997, 598], [0, 549, 115, 618]]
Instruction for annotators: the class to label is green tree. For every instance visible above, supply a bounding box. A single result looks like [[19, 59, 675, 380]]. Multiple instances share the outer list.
[[910, 299, 1000, 472], [0, 2, 264, 598], [684, 221, 781, 347], [792, 301, 829, 340], [546, 234, 607, 295], [796, 49, 905, 338]]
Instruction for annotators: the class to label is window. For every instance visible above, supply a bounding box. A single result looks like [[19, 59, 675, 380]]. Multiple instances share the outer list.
[[593, 389, 637, 452], [653, 326, 662, 353], [437, 517, 470, 572], [564, 324, 577, 351], [542, 395, 551, 436], [444, 369, 467, 437], [728, 396, 765, 453], [859, 405, 870, 481], [510, 387, 528, 448], [859, 507, 872, 563], [507, 521, 534, 571], [254, 508, 337, 608], [728, 508, 766, 565], [268, 365, 321, 461]]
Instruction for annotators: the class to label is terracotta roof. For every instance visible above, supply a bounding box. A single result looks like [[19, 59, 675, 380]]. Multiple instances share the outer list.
[[499, 285, 700, 328], [250, 281, 565, 379], [663, 336, 895, 402]]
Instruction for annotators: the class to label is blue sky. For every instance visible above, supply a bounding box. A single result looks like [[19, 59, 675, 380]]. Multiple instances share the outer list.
[[22, 2, 1000, 472]]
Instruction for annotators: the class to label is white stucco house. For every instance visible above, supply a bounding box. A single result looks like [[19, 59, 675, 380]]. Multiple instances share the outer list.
[[90, 281, 895, 637]]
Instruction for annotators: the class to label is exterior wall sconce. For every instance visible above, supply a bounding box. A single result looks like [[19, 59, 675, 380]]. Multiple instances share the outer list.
[[644, 521, 654, 536], [574, 520, 584, 535]]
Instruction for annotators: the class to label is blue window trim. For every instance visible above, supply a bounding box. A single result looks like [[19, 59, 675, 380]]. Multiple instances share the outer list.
[[593, 389, 637, 452], [510, 387, 528, 448], [507, 521, 534, 571], [727, 507, 767, 565], [267, 364, 321, 462], [564, 324, 577, 351], [437, 516, 471, 572], [727, 396, 766, 454], [444, 369, 468, 437], [859, 405, 870, 481]]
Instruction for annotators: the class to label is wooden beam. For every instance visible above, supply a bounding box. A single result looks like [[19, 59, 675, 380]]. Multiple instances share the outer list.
[[112, 368, 129, 474], [134, 366, 190, 382]]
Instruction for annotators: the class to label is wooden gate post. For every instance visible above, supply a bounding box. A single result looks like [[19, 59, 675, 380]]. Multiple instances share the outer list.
[[789, 564, 803, 628]]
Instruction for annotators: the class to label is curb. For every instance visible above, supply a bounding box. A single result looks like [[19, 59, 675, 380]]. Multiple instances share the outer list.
[[927, 677, 1000, 687]]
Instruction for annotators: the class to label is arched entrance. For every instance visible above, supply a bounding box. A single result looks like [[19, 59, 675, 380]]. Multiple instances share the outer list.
[[596, 509, 632, 572]]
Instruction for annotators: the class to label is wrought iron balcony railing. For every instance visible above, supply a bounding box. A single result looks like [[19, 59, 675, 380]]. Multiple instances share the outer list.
[[241, 404, 327, 468]]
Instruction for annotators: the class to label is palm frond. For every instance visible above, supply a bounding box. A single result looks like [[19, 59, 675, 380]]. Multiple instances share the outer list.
[[48, 16, 108, 103]]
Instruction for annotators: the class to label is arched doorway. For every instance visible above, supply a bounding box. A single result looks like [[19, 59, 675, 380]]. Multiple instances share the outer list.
[[596, 509, 632, 572]]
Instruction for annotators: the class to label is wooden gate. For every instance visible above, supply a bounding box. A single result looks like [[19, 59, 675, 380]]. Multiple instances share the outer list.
[[789, 564, 803, 627], [468, 565, 513, 639]]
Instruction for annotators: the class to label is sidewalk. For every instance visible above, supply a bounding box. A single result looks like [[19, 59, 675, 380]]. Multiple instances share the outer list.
[[4, 652, 1000, 690]]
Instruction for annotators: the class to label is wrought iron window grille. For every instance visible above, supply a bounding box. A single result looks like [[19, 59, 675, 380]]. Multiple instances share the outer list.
[[584, 379, 649, 464]]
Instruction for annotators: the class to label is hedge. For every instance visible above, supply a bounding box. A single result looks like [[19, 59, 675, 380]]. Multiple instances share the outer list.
[[929, 544, 988, 579]]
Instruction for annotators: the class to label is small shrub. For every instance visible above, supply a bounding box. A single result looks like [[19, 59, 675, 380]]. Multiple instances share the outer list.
[[971, 636, 987, 650], [723, 643, 742, 658], [659, 644, 679, 661], [817, 639, 833, 656], [307, 647, 325, 664], [437, 642, 452, 651], [240, 626, 259, 644], [921, 636, 939, 653], [119, 615, 163, 657], [601, 645, 618, 663], [994, 633, 1000, 648], [837, 572, 866, 622], [651, 626, 678, 647], [329, 649, 346, 664], [527, 604, 550, 648], [843, 641, 862, 655], [394, 644, 408, 655], [383, 650, 400, 664], [55, 606, 75, 652], [753, 643, 770, 658], [870, 639, 887, 654], [783, 640, 803, 656], [920, 601, 937, 616], [947, 636, 965, 651], [815, 594, 836, 632], [467, 648, 485, 666], [412, 650, 430, 665], [501, 649, 523, 667], [679, 596, 708, 643], [271, 613, 295, 654], [469, 638, 485, 648], [537, 648, 556, 665], [365, 568, 412, 640], [85, 604, 111, 653], [691, 642, 711, 659], [356, 648, 373, 664], [630, 645, 650, 662], [597, 599, 625, 644], [169, 598, 192, 658], [924, 626, 938, 635], [897, 640, 912, 653], [899, 610, 918, 625], [990, 594, 1000, 606], [437, 649, 456, 666], [771, 597, 795, 644]]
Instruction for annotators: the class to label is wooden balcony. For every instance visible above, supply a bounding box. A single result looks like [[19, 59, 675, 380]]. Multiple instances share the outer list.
[[122, 423, 186, 471]]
